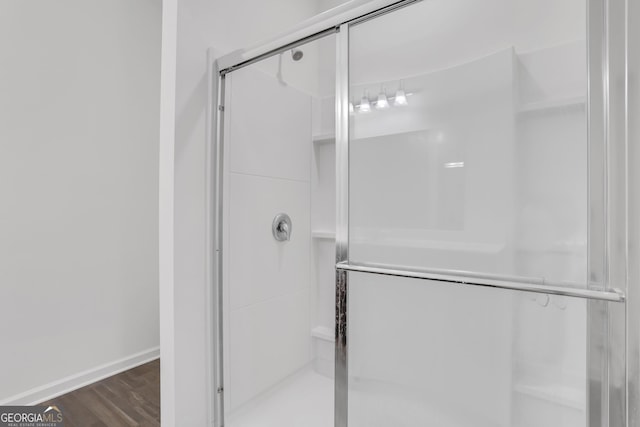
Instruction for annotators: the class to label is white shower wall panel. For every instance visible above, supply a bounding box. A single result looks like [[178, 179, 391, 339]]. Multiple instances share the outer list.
[[228, 288, 311, 412], [224, 65, 313, 413], [228, 173, 310, 310], [228, 65, 311, 182], [517, 41, 586, 105]]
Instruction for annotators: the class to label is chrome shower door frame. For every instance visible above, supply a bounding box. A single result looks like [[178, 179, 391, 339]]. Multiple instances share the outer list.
[[586, 0, 632, 425], [334, 21, 350, 427], [207, 0, 639, 426]]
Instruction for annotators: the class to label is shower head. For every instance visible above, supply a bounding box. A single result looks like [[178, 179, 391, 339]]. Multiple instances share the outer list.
[[291, 49, 304, 61]]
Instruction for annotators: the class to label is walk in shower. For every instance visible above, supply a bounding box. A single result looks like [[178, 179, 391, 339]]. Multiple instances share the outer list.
[[209, 0, 639, 426]]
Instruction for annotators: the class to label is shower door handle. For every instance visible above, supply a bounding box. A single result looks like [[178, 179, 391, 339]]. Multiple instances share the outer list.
[[335, 261, 625, 302]]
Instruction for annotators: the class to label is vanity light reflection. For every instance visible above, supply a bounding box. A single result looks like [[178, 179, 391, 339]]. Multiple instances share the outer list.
[[376, 87, 390, 110], [444, 162, 464, 168], [359, 92, 371, 113], [393, 88, 408, 106], [353, 81, 412, 113]]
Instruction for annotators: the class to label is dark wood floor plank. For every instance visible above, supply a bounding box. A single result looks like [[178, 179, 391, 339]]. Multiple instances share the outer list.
[[50, 393, 98, 427], [41, 359, 160, 427], [92, 385, 145, 424], [75, 388, 138, 426]]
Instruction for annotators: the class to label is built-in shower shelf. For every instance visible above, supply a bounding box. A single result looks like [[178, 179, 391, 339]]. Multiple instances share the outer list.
[[312, 230, 336, 240], [514, 383, 585, 411], [517, 96, 586, 114], [312, 133, 335, 144], [311, 326, 334, 342], [515, 240, 586, 255]]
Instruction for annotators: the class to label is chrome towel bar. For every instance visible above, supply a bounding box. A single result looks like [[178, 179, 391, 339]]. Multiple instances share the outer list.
[[336, 261, 625, 302]]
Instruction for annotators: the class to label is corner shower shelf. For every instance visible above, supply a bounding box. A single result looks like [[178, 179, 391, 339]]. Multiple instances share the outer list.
[[514, 383, 585, 411], [312, 230, 336, 240], [517, 96, 586, 114], [312, 133, 335, 144], [311, 326, 334, 342]]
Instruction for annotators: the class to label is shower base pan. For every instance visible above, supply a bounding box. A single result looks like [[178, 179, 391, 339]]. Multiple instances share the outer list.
[[227, 367, 334, 427]]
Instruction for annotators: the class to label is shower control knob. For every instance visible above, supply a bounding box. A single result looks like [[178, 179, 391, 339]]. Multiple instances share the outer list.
[[272, 213, 292, 241]]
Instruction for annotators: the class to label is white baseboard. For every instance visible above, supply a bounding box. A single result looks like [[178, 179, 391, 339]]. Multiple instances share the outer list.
[[0, 346, 160, 406]]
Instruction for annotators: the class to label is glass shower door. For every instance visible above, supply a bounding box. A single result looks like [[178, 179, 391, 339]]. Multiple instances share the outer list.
[[219, 34, 337, 427], [339, 1, 624, 426]]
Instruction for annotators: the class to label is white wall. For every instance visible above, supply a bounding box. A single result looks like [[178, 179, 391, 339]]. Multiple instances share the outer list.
[[0, 0, 161, 404]]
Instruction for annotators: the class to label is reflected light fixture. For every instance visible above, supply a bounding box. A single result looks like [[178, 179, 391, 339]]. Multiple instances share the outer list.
[[359, 91, 371, 113], [394, 80, 408, 106], [394, 90, 408, 106], [352, 82, 411, 114], [376, 87, 390, 110], [444, 161, 464, 168]]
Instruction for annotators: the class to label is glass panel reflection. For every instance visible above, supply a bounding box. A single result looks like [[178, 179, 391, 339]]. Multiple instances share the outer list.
[[349, 0, 588, 286], [348, 271, 588, 427]]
